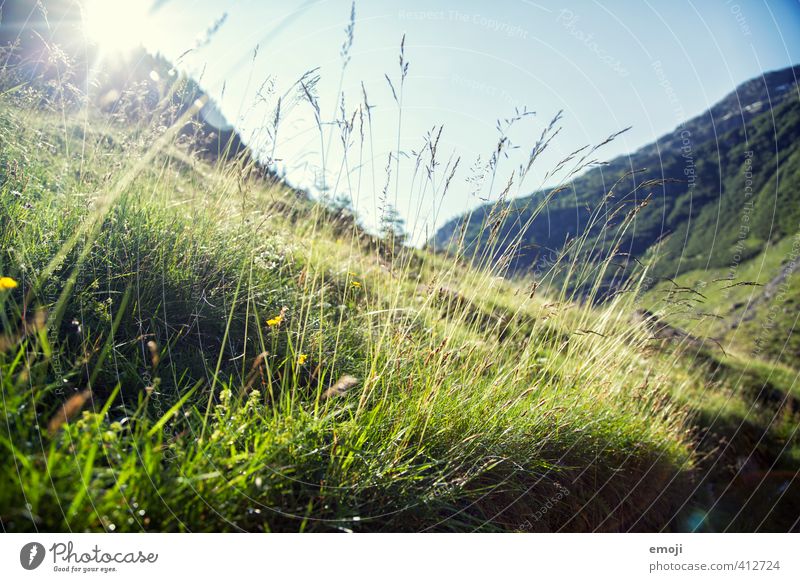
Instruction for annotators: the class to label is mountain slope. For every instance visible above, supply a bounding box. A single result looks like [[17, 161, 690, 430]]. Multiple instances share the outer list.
[[433, 66, 800, 283]]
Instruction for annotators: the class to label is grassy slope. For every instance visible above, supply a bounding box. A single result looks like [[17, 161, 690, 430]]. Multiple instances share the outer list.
[[0, 84, 797, 532], [433, 80, 800, 296], [637, 235, 800, 531], [641, 235, 800, 389]]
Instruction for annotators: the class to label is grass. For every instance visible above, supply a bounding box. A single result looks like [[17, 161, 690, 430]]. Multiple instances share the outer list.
[[641, 237, 799, 347], [0, 45, 798, 533]]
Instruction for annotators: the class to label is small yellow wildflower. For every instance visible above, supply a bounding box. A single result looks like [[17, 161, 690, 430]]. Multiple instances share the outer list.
[[266, 314, 283, 327], [351, 280, 362, 289], [297, 353, 308, 365], [0, 276, 18, 291]]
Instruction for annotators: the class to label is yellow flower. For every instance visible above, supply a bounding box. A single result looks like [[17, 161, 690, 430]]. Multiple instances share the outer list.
[[351, 280, 362, 289], [266, 314, 283, 327], [0, 277, 18, 290], [297, 353, 308, 365]]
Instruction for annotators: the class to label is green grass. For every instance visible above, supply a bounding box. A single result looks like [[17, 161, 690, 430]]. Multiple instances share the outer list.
[[0, 59, 797, 532], [640, 233, 800, 390], [636, 235, 800, 530]]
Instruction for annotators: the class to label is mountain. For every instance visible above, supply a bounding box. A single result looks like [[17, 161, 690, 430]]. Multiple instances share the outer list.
[[0, 0, 266, 171], [433, 65, 800, 285]]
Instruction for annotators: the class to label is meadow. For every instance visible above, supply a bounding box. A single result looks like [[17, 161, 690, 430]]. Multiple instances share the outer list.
[[1, 45, 798, 532]]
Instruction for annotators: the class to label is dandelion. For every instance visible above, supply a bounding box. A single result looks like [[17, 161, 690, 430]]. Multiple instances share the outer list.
[[351, 280, 362, 289], [0, 277, 18, 290], [297, 353, 308, 365]]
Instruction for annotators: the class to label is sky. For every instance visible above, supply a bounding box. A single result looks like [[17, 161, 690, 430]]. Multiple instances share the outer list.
[[85, 0, 800, 243]]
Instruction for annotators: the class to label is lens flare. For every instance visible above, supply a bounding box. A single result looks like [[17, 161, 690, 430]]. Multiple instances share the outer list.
[[82, 0, 151, 55]]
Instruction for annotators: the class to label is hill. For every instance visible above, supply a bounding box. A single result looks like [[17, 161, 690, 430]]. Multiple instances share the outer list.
[[433, 66, 800, 276], [432, 65, 800, 367]]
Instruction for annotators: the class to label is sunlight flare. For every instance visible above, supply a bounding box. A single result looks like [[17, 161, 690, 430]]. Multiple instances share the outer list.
[[82, 0, 151, 55]]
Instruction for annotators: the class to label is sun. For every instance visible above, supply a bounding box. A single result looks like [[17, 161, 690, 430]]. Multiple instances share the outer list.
[[82, 0, 151, 55]]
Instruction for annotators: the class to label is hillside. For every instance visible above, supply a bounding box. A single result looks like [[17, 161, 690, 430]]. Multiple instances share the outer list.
[[433, 65, 800, 368], [434, 65, 799, 273], [1, 29, 799, 532]]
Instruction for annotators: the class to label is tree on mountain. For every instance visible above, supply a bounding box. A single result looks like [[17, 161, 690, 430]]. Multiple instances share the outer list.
[[380, 203, 406, 247], [330, 192, 355, 217]]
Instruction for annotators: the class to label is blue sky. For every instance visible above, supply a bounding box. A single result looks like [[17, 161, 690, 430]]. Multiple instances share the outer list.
[[102, 0, 800, 241]]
